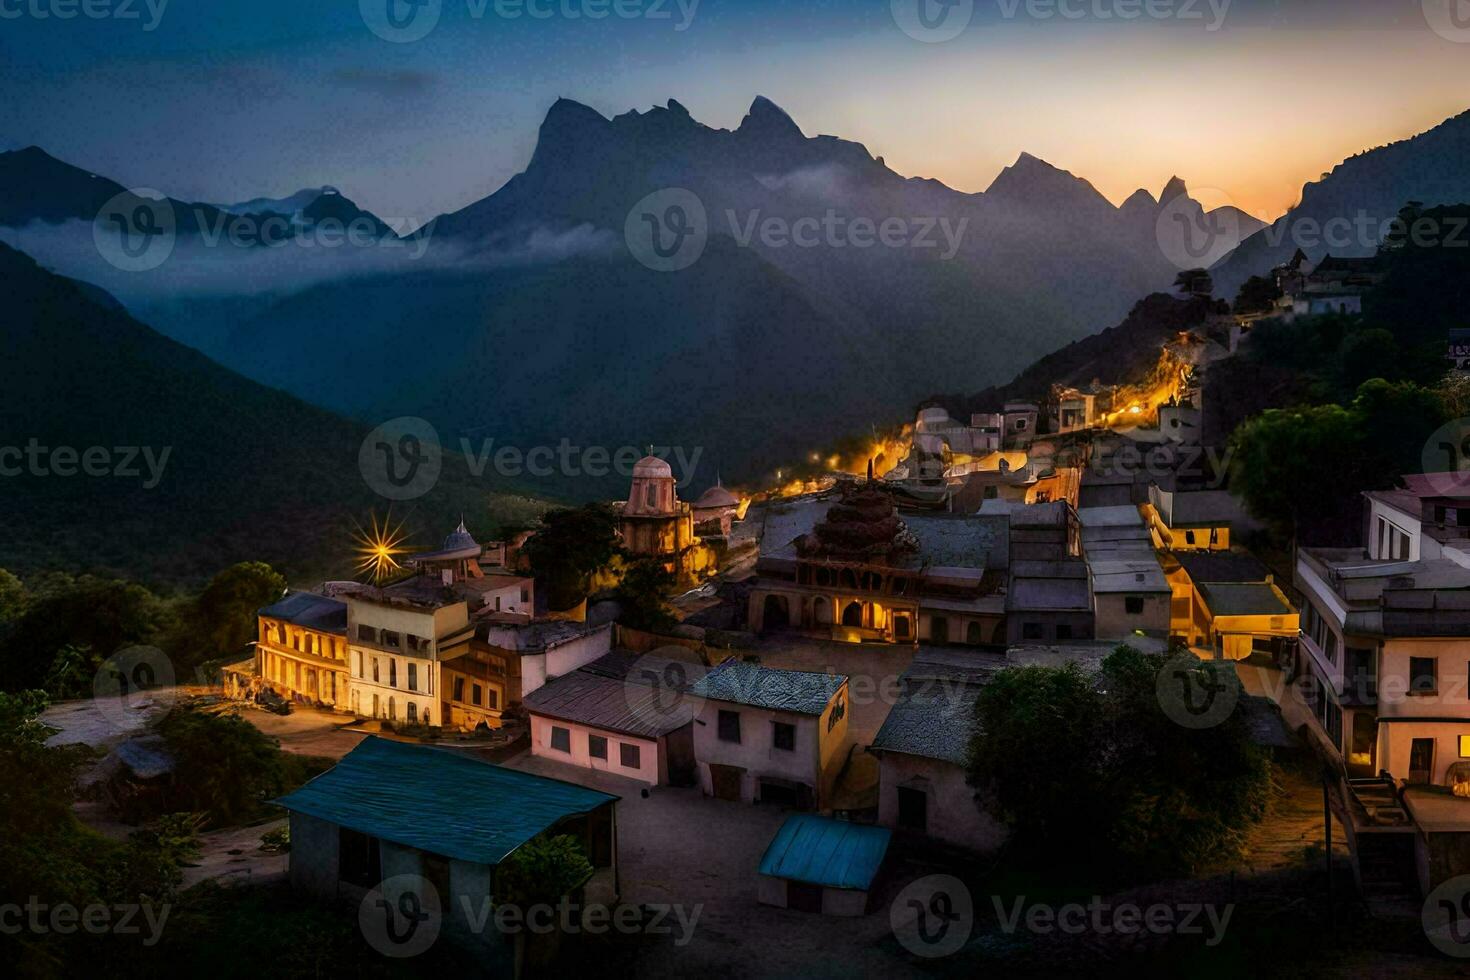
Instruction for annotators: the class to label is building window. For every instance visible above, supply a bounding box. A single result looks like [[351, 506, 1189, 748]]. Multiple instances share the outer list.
[[383, 630, 400, 648], [1184, 530, 1197, 546], [589, 734, 608, 760], [773, 722, 796, 751], [407, 663, 417, 692], [354, 651, 362, 677], [372, 658, 380, 683], [486, 688, 499, 710], [550, 726, 571, 752], [1022, 622, 1044, 640], [338, 828, 381, 888], [389, 660, 397, 688], [1056, 624, 1073, 640], [453, 677, 465, 702], [357, 625, 376, 643], [718, 709, 741, 743], [1125, 596, 1145, 615], [619, 743, 641, 769], [897, 785, 928, 832], [1460, 735, 1470, 759], [1410, 657, 1437, 696], [472, 683, 482, 706], [407, 702, 418, 725]]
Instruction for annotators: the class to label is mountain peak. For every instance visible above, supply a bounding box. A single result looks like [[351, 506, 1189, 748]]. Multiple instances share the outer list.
[[987, 152, 1108, 210], [531, 98, 612, 166], [1160, 175, 1189, 203], [739, 96, 802, 139]]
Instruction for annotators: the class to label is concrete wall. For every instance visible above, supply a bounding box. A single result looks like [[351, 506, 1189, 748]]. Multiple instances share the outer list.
[[756, 876, 869, 916], [694, 684, 850, 807], [877, 754, 1009, 853], [1006, 611, 1095, 645], [1094, 592, 1171, 640], [288, 812, 340, 899], [519, 625, 614, 699], [528, 714, 663, 786]]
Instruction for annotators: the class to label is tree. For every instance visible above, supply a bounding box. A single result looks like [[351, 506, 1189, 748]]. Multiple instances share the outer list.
[[493, 834, 594, 909], [1232, 274, 1281, 315], [616, 558, 677, 632], [524, 504, 621, 610], [0, 569, 24, 628], [187, 562, 287, 666], [966, 647, 1272, 881]]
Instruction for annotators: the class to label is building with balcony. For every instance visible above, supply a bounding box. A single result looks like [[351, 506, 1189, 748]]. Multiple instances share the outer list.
[[1295, 475, 1470, 788], [253, 591, 350, 709]]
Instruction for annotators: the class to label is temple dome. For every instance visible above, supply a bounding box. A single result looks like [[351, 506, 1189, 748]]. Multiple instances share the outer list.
[[440, 520, 479, 553], [695, 483, 740, 509], [633, 455, 674, 479]]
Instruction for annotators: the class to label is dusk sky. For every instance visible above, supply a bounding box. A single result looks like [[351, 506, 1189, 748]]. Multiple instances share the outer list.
[[4, 0, 1470, 223]]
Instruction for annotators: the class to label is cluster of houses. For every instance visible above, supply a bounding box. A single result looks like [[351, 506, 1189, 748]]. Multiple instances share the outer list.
[[237, 311, 1470, 948]]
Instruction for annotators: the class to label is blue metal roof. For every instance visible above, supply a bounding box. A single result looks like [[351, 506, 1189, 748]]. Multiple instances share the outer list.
[[273, 737, 618, 865], [690, 660, 845, 716], [758, 814, 891, 890], [258, 591, 348, 634]]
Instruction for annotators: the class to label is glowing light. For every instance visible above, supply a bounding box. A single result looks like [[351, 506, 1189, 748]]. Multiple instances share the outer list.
[[352, 512, 414, 584]]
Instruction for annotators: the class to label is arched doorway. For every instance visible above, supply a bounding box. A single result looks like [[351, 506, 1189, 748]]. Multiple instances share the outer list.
[[966, 621, 983, 646], [763, 595, 790, 630], [813, 597, 832, 626], [930, 615, 949, 645], [842, 601, 864, 628]]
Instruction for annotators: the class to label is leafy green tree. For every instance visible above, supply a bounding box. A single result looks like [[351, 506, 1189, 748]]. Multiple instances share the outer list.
[[1232, 274, 1281, 314], [187, 561, 287, 666], [154, 708, 314, 827], [0, 568, 25, 627], [616, 558, 677, 632], [494, 834, 594, 909], [524, 504, 621, 610], [967, 647, 1272, 880]]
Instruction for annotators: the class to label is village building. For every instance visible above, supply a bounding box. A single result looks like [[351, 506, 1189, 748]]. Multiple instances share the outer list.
[[444, 619, 614, 730], [691, 479, 743, 538], [275, 737, 619, 958], [746, 484, 1009, 646], [1006, 559, 1094, 644], [1295, 475, 1470, 789], [870, 649, 1008, 851], [757, 814, 891, 916], [1002, 402, 1039, 448], [1142, 478, 1258, 551], [617, 454, 717, 584], [251, 591, 350, 709], [1075, 505, 1171, 640], [1004, 500, 1081, 561], [523, 651, 704, 786], [1050, 385, 1101, 434], [689, 660, 851, 809]]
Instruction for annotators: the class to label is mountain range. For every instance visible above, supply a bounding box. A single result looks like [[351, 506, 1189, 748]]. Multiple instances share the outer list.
[[0, 97, 1255, 497]]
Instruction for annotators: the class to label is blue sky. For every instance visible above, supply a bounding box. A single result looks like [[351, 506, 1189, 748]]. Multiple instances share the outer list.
[[3, 0, 1468, 221]]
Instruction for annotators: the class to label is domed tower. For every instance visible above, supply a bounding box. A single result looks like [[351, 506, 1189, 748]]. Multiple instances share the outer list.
[[626, 455, 677, 517], [619, 454, 697, 567]]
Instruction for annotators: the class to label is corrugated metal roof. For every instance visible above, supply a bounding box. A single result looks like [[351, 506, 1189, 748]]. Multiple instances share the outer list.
[[1198, 582, 1292, 618], [691, 660, 845, 715], [871, 678, 983, 766], [759, 814, 891, 890], [273, 737, 617, 864], [522, 653, 707, 738]]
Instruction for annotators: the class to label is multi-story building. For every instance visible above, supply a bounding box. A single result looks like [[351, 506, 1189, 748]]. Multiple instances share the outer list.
[[1295, 475, 1470, 787], [254, 592, 350, 709]]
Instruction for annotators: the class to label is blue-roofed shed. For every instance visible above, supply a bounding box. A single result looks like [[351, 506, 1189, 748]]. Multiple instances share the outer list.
[[757, 814, 891, 916], [274, 737, 621, 941]]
